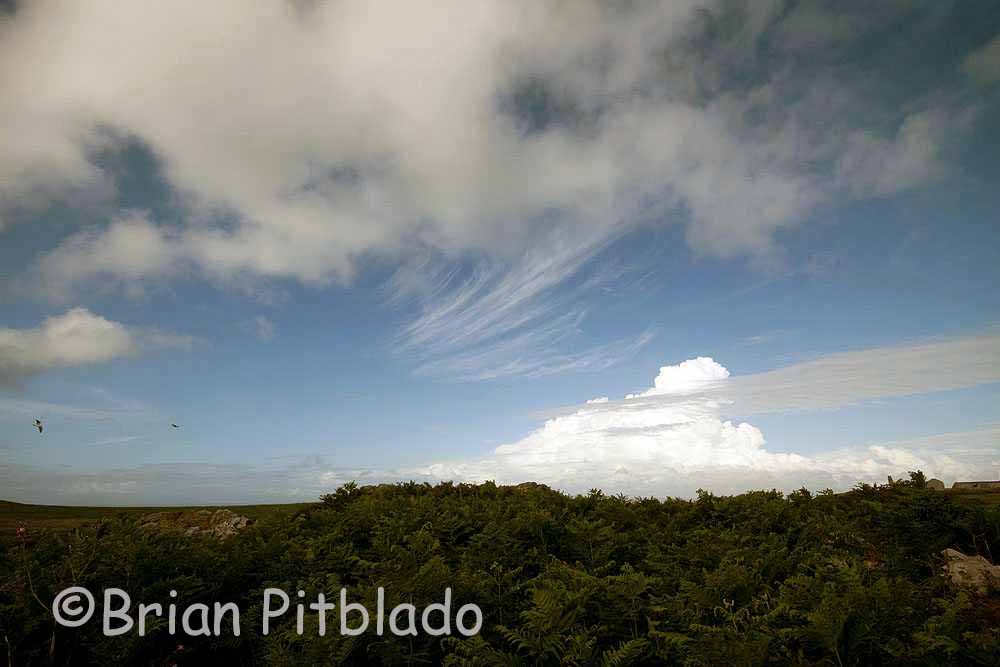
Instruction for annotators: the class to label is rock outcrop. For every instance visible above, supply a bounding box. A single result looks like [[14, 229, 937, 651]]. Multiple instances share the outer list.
[[139, 509, 251, 539], [941, 548, 1000, 593]]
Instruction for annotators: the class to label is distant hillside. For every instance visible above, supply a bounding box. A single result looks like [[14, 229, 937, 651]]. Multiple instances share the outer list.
[[0, 500, 310, 544]]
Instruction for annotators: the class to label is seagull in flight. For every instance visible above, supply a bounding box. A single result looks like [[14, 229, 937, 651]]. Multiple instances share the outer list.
[[33, 419, 43, 434]]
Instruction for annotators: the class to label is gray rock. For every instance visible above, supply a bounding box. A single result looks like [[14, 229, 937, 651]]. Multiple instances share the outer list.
[[941, 548, 1000, 593], [139, 508, 251, 540]]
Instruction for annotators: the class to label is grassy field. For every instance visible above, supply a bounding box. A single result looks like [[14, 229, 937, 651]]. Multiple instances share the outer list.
[[943, 487, 1000, 507], [0, 499, 312, 543]]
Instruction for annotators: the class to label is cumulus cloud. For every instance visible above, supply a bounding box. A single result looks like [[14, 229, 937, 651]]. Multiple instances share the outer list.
[[0, 308, 192, 383], [638, 356, 730, 397], [409, 355, 991, 497], [418, 335, 1000, 495]]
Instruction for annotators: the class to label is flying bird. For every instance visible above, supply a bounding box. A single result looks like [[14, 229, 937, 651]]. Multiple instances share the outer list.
[[33, 419, 43, 434], [171, 423, 179, 428]]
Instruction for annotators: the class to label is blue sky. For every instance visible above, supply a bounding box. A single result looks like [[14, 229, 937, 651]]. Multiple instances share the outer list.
[[1, 1, 999, 504]]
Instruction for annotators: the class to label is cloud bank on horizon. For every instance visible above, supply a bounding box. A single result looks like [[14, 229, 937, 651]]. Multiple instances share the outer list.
[[4, 335, 998, 504], [411, 346, 998, 498]]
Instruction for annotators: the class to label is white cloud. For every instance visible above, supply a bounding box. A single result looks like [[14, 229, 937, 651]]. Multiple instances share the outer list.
[[0, 308, 192, 383], [408, 355, 992, 497], [391, 232, 655, 379], [727, 334, 1000, 415], [28, 212, 181, 301], [2, 1, 973, 298], [1, 2, 985, 380], [564, 333, 1000, 420], [642, 356, 730, 396], [834, 109, 967, 199], [404, 333, 1000, 495]]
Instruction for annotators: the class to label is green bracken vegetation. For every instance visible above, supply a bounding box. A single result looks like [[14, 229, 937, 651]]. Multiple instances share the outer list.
[[1, 473, 998, 665]]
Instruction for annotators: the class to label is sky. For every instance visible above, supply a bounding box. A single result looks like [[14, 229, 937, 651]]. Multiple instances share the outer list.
[[1, 0, 999, 505]]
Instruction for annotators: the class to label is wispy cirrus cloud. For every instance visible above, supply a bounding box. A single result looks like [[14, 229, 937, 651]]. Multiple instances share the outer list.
[[389, 227, 655, 380], [729, 334, 1000, 415], [0, 398, 130, 423], [86, 435, 145, 447], [393, 230, 616, 353], [416, 325, 656, 382], [540, 333, 1000, 420]]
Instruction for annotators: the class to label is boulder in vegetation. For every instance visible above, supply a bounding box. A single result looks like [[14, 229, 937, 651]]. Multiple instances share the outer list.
[[138, 508, 250, 539], [941, 548, 1000, 593]]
